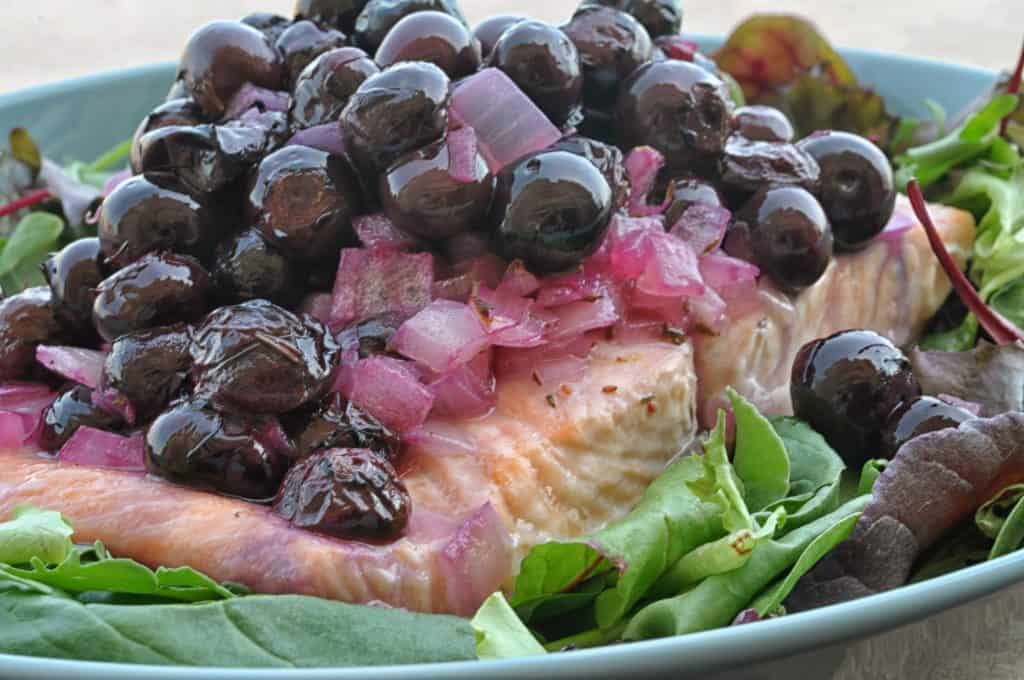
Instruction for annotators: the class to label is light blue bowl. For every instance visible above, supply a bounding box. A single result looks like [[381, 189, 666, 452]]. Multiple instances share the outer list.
[[0, 39, 1007, 680]]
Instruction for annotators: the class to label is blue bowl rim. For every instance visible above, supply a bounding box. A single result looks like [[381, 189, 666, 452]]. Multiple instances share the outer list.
[[0, 40, 1010, 678]]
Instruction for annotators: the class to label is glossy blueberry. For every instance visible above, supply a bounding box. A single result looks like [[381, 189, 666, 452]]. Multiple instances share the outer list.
[[190, 299, 338, 414], [738, 186, 833, 294], [98, 174, 218, 268], [797, 131, 896, 251], [177, 21, 286, 118], [289, 46, 379, 130], [792, 329, 922, 466], [92, 252, 211, 342], [145, 398, 290, 500], [376, 11, 481, 78], [379, 133, 493, 240], [564, 5, 652, 110], [245, 145, 361, 260], [487, 20, 582, 126], [0, 287, 64, 381], [339, 61, 450, 174], [489, 150, 613, 274], [616, 60, 731, 171], [38, 386, 124, 452], [275, 19, 348, 85]]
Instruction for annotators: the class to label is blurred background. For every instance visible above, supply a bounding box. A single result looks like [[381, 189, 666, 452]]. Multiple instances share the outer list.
[[0, 0, 1020, 92]]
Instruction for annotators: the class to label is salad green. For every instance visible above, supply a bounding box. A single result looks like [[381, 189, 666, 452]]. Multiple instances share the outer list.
[[0, 508, 476, 667]]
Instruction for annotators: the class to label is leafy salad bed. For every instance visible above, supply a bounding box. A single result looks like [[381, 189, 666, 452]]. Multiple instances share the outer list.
[[2, 12, 1024, 670]]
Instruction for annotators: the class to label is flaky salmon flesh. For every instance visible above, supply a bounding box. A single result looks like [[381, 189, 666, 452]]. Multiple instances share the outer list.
[[0, 197, 975, 615]]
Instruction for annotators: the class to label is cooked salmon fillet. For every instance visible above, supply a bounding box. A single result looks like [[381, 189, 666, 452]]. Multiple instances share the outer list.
[[694, 196, 976, 427], [0, 197, 974, 615], [0, 340, 697, 615]]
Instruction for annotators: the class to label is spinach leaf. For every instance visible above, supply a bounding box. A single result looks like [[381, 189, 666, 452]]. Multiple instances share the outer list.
[[0, 507, 72, 566], [764, 417, 845, 529], [0, 590, 476, 668], [0, 212, 63, 278], [510, 412, 747, 630], [622, 495, 870, 641], [472, 593, 546, 660], [729, 388, 790, 511]]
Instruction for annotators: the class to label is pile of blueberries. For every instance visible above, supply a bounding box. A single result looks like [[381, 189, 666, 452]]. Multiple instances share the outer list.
[[0, 0, 901, 539]]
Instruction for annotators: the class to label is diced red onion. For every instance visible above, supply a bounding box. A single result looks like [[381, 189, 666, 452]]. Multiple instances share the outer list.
[[497, 262, 541, 297], [446, 125, 481, 183], [329, 247, 434, 330], [223, 83, 290, 120], [628, 287, 689, 328], [405, 420, 480, 458], [345, 356, 434, 433], [636, 231, 704, 298], [298, 292, 333, 325], [688, 285, 728, 333], [35, 345, 107, 389], [937, 393, 983, 416], [698, 251, 760, 289], [0, 412, 34, 450], [669, 203, 732, 254], [352, 213, 425, 251], [405, 507, 460, 543], [92, 388, 137, 426], [0, 382, 58, 416], [546, 295, 620, 343], [286, 123, 347, 157], [57, 427, 146, 471], [625, 146, 670, 217], [599, 214, 664, 280], [103, 169, 132, 196], [536, 270, 610, 308], [877, 206, 917, 255], [428, 362, 496, 419], [432, 275, 475, 302], [614, 313, 670, 343], [346, 352, 434, 432], [439, 502, 513, 616], [472, 286, 547, 348], [391, 300, 490, 373], [494, 335, 594, 380], [717, 278, 763, 322], [449, 68, 562, 174]]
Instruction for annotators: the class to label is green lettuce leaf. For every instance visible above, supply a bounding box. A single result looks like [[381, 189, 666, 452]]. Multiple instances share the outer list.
[[510, 411, 748, 630], [748, 511, 862, 616], [975, 484, 1024, 559], [857, 459, 888, 496], [621, 494, 869, 641], [1, 541, 236, 603], [0, 211, 63, 289], [472, 593, 546, 660], [761, 417, 845, 529], [0, 590, 475, 668], [0, 506, 73, 566], [729, 388, 790, 511]]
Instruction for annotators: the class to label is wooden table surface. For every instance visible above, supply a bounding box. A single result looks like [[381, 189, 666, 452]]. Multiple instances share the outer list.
[[1, 2, 1023, 678]]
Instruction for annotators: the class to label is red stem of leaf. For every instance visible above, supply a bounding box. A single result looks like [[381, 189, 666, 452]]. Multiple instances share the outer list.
[[0, 188, 51, 219], [1000, 39, 1024, 137], [907, 179, 1024, 346]]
